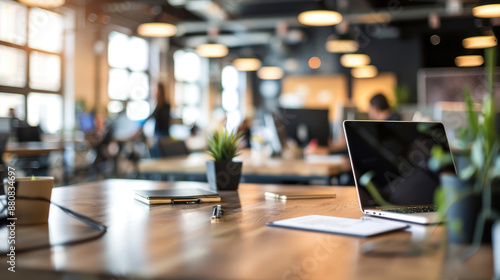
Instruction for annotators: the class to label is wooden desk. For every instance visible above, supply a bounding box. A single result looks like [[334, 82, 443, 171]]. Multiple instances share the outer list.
[[4, 141, 67, 184], [138, 153, 351, 185], [5, 142, 64, 157], [0, 180, 493, 279]]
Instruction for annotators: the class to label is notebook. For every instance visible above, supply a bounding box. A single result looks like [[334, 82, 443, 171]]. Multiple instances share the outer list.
[[343, 121, 455, 224], [134, 188, 221, 204], [267, 215, 408, 237]]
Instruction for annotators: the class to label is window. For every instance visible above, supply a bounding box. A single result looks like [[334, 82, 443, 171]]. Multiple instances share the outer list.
[[221, 65, 241, 131], [0, 0, 64, 133], [173, 50, 202, 126], [0, 45, 26, 87], [0, 93, 25, 120], [107, 31, 150, 120], [27, 93, 63, 133]]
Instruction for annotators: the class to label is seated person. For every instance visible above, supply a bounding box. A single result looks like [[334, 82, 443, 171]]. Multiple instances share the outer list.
[[368, 93, 401, 121], [306, 93, 401, 155]]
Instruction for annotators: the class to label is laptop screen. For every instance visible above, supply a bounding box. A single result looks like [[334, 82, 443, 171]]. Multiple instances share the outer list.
[[344, 121, 453, 209]]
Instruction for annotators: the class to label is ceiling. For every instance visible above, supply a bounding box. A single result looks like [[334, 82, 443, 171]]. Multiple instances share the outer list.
[[76, 0, 488, 48]]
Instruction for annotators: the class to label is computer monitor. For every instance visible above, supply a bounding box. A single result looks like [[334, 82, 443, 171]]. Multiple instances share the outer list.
[[0, 118, 10, 134], [278, 108, 330, 147], [77, 113, 95, 133], [433, 101, 480, 145], [17, 126, 41, 142]]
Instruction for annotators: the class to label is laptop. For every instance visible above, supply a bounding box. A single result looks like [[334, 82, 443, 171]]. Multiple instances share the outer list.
[[343, 121, 455, 224]]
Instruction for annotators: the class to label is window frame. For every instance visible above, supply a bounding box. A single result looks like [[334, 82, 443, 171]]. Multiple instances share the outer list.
[[0, 3, 64, 125], [106, 30, 151, 120]]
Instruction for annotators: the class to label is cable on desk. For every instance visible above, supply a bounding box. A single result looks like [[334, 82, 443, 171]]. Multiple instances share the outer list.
[[0, 196, 107, 254]]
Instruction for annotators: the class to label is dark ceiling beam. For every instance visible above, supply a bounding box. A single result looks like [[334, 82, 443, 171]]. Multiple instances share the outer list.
[[175, 5, 474, 35]]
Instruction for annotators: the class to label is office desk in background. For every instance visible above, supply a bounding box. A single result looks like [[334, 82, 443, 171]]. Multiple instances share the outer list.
[[0, 179, 493, 280], [138, 153, 352, 185], [5, 141, 65, 157], [4, 141, 67, 184]]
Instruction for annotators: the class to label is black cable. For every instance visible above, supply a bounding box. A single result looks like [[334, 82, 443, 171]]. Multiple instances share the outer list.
[[0, 196, 107, 254]]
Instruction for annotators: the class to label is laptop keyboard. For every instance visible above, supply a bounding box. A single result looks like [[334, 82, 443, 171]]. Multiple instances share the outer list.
[[383, 206, 436, 214]]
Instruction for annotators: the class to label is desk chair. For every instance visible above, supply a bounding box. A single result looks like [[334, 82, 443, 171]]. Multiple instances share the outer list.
[[16, 125, 42, 142], [0, 133, 8, 195], [11, 125, 49, 176], [158, 138, 189, 158]]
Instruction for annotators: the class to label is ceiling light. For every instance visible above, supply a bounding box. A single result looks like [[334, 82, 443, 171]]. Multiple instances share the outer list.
[[340, 54, 371, 68], [326, 39, 359, 53], [137, 22, 177, 37], [257, 67, 284, 80], [455, 55, 484, 67], [233, 58, 262, 72], [473, 4, 500, 18], [308, 57, 321, 69], [351, 65, 378, 78], [298, 10, 342, 26], [430, 34, 441, 45], [19, 0, 65, 8], [462, 35, 497, 49], [195, 43, 229, 58]]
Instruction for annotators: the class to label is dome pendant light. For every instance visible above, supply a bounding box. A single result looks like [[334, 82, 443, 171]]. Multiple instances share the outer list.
[[233, 58, 262, 71], [473, 1, 500, 18], [455, 55, 484, 67], [462, 35, 497, 49], [196, 27, 229, 58], [137, 22, 177, 37], [257, 67, 284, 80], [298, 10, 342, 26], [351, 65, 378, 78], [340, 54, 371, 68], [19, 0, 65, 8], [196, 43, 229, 58]]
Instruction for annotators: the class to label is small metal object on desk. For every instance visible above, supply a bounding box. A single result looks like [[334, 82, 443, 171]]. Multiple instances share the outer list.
[[211, 205, 223, 219]]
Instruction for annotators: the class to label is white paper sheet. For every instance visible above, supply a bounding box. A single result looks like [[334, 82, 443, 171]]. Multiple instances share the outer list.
[[267, 215, 409, 237]]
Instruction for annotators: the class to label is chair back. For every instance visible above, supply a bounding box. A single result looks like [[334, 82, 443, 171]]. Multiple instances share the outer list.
[[158, 138, 189, 158], [17, 126, 41, 142], [0, 133, 9, 194]]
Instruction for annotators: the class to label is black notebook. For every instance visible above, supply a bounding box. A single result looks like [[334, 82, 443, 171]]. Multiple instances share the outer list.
[[134, 188, 221, 205]]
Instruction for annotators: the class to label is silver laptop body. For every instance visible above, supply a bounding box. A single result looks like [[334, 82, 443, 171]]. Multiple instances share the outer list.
[[344, 121, 455, 224]]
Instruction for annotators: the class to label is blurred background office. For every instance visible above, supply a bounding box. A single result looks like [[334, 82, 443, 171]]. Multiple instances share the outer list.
[[0, 0, 499, 185]]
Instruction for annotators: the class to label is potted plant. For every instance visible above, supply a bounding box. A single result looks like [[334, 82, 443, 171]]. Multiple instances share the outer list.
[[206, 128, 244, 191], [430, 46, 500, 260]]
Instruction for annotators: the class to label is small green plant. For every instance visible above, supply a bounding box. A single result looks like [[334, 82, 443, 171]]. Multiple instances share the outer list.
[[430, 46, 500, 260], [393, 84, 410, 110], [207, 128, 244, 161]]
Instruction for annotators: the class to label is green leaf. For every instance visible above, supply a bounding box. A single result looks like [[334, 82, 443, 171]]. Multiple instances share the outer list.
[[463, 87, 479, 138], [434, 187, 446, 220], [471, 138, 484, 169], [360, 171, 375, 186], [359, 171, 393, 206], [459, 165, 476, 181], [429, 145, 454, 172], [206, 127, 243, 161], [450, 219, 464, 235]]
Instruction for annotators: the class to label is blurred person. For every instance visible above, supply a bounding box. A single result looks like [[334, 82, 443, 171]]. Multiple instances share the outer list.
[[237, 118, 252, 149], [185, 124, 207, 151], [133, 82, 171, 158], [368, 93, 401, 121], [8, 107, 21, 129], [8, 108, 15, 118], [305, 93, 401, 155]]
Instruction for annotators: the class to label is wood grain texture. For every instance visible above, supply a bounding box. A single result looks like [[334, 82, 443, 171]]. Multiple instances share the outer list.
[[138, 153, 351, 177], [0, 179, 494, 279]]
